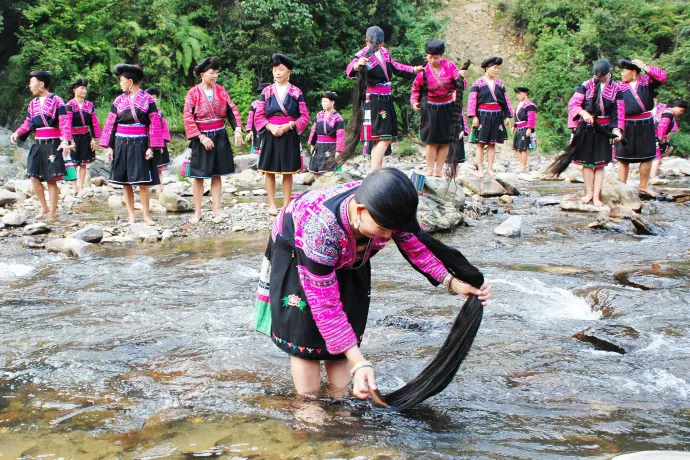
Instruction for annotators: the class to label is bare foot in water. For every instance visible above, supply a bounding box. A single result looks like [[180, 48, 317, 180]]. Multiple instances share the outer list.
[[268, 207, 278, 216], [580, 193, 593, 204], [593, 198, 604, 207], [189, 215, 201, 225]]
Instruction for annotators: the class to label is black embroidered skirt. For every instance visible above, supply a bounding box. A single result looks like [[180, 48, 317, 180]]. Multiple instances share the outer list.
[[573, 124, 612, 168], [420, 101, 454, 144], [154, 143, 171, 170], [27, 139, 67, 182], [71, 133, 96, 166], [189, 129, 235, 179], [513, 127, 537, 151], [615, 118, 656, 164], [259, 233, 370, 361], [258, 130, 302, 174], [472, 109, 508, 145], [308, 142, 336, 173], [110, 136, 160, 186]]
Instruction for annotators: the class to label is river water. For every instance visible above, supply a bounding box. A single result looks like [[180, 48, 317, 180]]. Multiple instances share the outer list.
[[1, 181, 689, 459]]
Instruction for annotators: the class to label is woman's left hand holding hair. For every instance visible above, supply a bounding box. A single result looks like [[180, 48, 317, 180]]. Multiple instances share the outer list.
[[451, 278, 492, 306]]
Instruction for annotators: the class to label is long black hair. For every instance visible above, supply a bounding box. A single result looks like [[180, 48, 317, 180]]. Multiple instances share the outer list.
[[354, 168, 485, 410], [446, 59, 471, 179]]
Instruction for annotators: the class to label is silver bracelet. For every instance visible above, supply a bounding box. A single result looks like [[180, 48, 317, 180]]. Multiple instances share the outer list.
[[350, 360, 373, 377], [442, 273, 454, 293]]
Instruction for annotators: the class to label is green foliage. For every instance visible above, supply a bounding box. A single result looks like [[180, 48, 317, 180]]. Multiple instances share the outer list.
[[395, 138, 418, 157], [0, 0, 444, 141], [512, 0, 690, 155]]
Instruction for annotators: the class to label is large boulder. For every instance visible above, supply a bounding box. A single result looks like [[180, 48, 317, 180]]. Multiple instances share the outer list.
[[600, 177, 642, 211], [70, 225, 104, 243], [159, 190, 192, 212], [495, 173, 521, 195], [45, 237, 90, 258], [573, 325, 644, 354], [417, 194, 463, 233], [233, 153, 258, 172], [659, 157, 690, 176], [169, 150, 189, 177], [312, 172, 356, 189], [423, 176, 466, 208], [494, 216, 522, 237], [462, 175, 507, 197], [164, 181, 191, 196], [560, 194, 610, 214], [0, 188, 17, 207], [88, 158, 112, 179], [2, 211, 27, 226], [12, 179, 35, 196]]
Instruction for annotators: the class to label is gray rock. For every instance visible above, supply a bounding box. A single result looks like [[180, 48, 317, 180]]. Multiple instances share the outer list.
[[70, 225, 104, 243], [164, 181, 191, 196], [91, 176, 108, 187], [108, 195, 124, 208], [126, 223, 159, 242], [495, 173, 521, 195], [559, 194, 610, 214], [45, 237, 90, 258], [658, 188, 690, 201], [462, 175, 507, 197], [161, 229, 173, 241], [573, 325, 643, 354], [659, 157, 690, 176], [252, 189, 267, 196], [0, 188, 18, 207], [423, 176, 466, 208], [2, 211, 27, 226], [23, 222, 51, 235], [212, 215, 224, 224], [159, 190, 192, 212], [101, 236, 135, 244], [494, 216, 522, 237], [88, 158, 112, 179], [537, 196, 560, 206], [630, 214, 662, 236], [234, 153, 258, 172], [312, 172, 356, 189], [417, 194, 463, 233], [21, 236, 43, 249], [12, 180, 34, 196], [600, 177, 642, 211]]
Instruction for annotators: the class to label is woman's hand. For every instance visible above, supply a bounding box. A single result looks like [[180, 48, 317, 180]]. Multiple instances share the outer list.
[[526, 128, 532, 137], [450, 278, 492, 306], [105, 148, 113, 162], [145, 148, 154, 160], [612, 128, 623, 142], [90, 138, 98, 151], [69, 141, 76, 152], [10, 132, 18, 144], [244, 132, 253, 143], [459, 69, 467, 79], [580, 110, 594, 124], [59, 141, 70, 158], [414, 65, 424, 73], [267, 124, 282, 137], [631, 59, 647, 71], [510, 126, 516, 135], [200, 135, 214, 150], [352, 365, 377, 400], [353, 57, 368, 70], [233, 127, 244, 147], [412, 102, 421, 113], [472, 117, 479, 128]]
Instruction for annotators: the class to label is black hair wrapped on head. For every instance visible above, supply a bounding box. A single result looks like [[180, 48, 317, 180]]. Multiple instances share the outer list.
[[322, 91, 338, 101], [618, 58, 641, 73], [354, 167, 484, 288], [69, 78, 88, 91], [145, 86, 161, 97], [669, 96, 689, 110], [194, 56, 221, 76], [29, 70, 52, 89], [114, 64, 144, 83], [425, 39, 445, 55], [366, 26, 384, 56], [480, 56, 502, 69], [271, 53, 294, 70], [593, 59, 611, 78], [255, 82, 270, 94], [514, 86, 529, 94]]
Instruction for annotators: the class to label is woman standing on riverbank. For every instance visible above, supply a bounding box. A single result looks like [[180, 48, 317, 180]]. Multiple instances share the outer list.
[[511, 86, 536, 173], [67, 78, 100, 195], [467, 56, 514, 178], [10, 70, 72, 219], [410, 39, 467, 177], [254, 54, 310, 216], [652, 97, 687, 177], [614, 58, 667, 198], [254, 167, 491, 399], [307, 91, 344, 176], [99, 64, 163, 224], [183, 56, 244, 224], [565, 60, 623, 207], [145, 87, 171, 194], [345, 26, 423, 171]]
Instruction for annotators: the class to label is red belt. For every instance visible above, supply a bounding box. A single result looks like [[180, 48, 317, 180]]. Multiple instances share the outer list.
[[626, 111, 652, 120], [594, 117, 610, 125], [35, 127, 61, 139], [367, 85, 392, 95], [515, 121, 529, 128], [317, 135, 336, 143], [267, 115, 294, 125], [428, 94, 454, 104], [478, 103, 502, 111], [197, 119, 225, 131], [116, 125, 147, 136], [73, 126, 89, 135]]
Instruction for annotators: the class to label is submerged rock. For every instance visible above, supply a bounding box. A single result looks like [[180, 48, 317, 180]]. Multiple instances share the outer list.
[[45, 237, 90, 258], [70, 225, 104, 243], [573, 325, 642, 354], [630, 214, 662, 236], [494, 215, 522, 237]]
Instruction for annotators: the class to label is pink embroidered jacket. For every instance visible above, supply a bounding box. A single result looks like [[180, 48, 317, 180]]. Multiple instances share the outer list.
[[346, 46, 415, 88], [183, 84, 243, 140], [246, 99, 259, 133], [158, 109, 171, 142], [467, 77, 514, 119], [656, 107, 679, 141], [514, 99, 537, 129], [98, 91, 164, 149], [567, 79, 624, 130], [411, 60, 469, 134], [307, 110, 345, 152], [617, 66, 666, 116], [267, 182, 451, 355], [15, 94, 72, 143], [67, 99, 101, 138], [254, 84, 310, 135]]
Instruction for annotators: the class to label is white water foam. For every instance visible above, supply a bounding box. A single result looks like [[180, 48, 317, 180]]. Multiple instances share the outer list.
[[491, 277, 601, 321], [0, 262, 35, 280]]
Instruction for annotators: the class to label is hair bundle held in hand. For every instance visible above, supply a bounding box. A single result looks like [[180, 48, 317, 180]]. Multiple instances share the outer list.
[[446, 59, 471, 179], [374, 294, 484, 411]]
